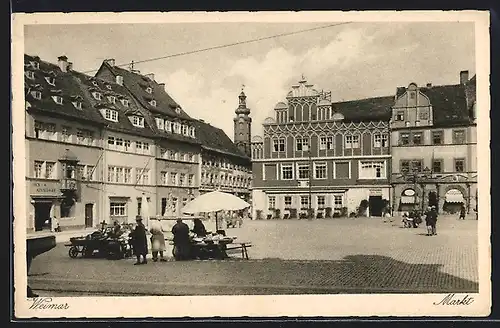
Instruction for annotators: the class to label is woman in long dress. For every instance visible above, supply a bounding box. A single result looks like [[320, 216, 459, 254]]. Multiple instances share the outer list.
[[150, 217, 167, 262]]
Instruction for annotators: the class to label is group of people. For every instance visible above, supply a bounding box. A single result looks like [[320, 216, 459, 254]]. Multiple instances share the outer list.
[[127, 216, 209, 264]]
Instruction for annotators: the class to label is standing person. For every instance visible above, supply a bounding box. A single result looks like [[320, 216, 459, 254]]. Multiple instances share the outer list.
[[459, 204, 466, 220], [171, 218, 191, 260], [429, 206, 438, 236], [130, 217, 148, 265], [424, 206, 433, 236], [192, 218, 207, 237], [149, 217, 167, 262]]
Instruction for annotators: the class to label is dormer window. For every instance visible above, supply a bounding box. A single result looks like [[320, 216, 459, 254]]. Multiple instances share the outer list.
[[130, 116, 145, 128], [52, 95, 63, 105], [189, 126, 195, 138], [72, 100, 82, 110], [149, 99, 156, 107], [45, 76, 56, 86], [25, 71, 35, 79], [31, 90, 42, 100], [92, 81, 99, 87], [30, 61, 39, 69], [173, 122, 181, 134], [121, 99, 129, 107], [146, 87, 153, 94], [175, 107, 181, 114], [182, 125, 188, 136], [93, 92, 102, 101], [155, 118, 164, 130], [165, 120, 172, 132], [102, 108, 118, 122], [106, 84, 112, 90], [108, 95, 116, 104]]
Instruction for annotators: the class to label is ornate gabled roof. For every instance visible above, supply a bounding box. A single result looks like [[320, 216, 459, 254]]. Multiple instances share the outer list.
[[274, 101, 288, 110]]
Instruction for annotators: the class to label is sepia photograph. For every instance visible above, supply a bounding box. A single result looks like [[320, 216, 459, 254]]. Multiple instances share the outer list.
[[12, 11, 490, 318]]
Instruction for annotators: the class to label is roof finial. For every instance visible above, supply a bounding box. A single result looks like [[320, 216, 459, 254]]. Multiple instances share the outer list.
[[241, 84, 245, 92], [129, 60, 135, 71]]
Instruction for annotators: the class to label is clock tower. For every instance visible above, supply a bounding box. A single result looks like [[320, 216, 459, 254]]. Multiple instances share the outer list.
[[233, 87, 252, 157]]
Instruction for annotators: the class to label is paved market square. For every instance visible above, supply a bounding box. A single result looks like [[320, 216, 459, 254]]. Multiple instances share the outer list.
[[29, 216, 478, 296]]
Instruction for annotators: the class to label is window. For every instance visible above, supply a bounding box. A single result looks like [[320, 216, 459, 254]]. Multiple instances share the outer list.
[[296, 138, 308, 151], [172, 197, 178, 214], [146, 87, 153, 94], [104, 109, 118, 122], [419, 112, 429, 120], [191, 154, 197, 163], [87, 165, 96, 181], [115, 138, 123, 149], [432, 131, 443, 145], [108, 96, 116, 104], [334, 195, 343, 209], [110, 202, 126, 217], [284, 196, 292, 207], [160, 172, 168, 185], [182, 125, 188, 136], [31, 61, 39, 69], [453, 130, 466, 144], [124, 139, 131, 151], [345, 135, 359, 149], [45, 76, 56, 86], [173, 122, 181, 134], [373, 134, 388, 148], [400, 160, 410, 174], [412, 132, 422, 145], [401, 160, 422, 173], [43, 161, 55, 178], [170, 172, 178, 186], [395, 111, 404, 121], [124, 167, 131, 183], [156, 118, 164, 130], [115, 167, 124, 183], [319, 136, 334, 150], [143, 143, 150, 154], [400, 132, 410, 145], [61, 126, 71, 142], [189, 126, 196, 138], [52, 95, 63, 105], [93, 92, 102, 100], [273, 138, 285, 152], [142, 169, 150, 185], [455, 159, 465, 172], [107, 166, 115, 182], [165, 120, 172, 132], [34, 161, 43, 178], [432, 160, 443, 173], [25, 70, 35, 79], [317, 195, 326, 208], [32, 90, 42, 100], [314, 162, 327, 179], [281, 164, 293, 180], [136, 141, 143, 152], [149, 99, 156, 107], [359, 161, 386, 179], [268, 196, 276, 209], [131, 116, 145, 128], [106, 84, 112, 90], [72, 100, 82, 110], [179, 173, 186, 186], [188, 174, 194, 186], [297, 163, 310, 180], [300, 196, 309, 209], [121, 99, 129, 107]]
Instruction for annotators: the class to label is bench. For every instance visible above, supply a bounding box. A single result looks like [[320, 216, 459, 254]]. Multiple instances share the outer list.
[[225, 242, 252, 260]]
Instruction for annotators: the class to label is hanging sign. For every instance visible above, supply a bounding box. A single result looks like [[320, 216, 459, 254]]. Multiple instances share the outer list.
[[403, 189, 416, 196]]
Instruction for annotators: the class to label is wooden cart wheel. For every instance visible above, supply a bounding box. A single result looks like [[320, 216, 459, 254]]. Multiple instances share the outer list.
[[68, 246, 79, 259]]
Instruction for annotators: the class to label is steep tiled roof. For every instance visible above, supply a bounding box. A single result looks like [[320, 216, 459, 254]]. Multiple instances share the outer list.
[[192, 120, 249, 160], [24, 54, 105, 125], [98, 62, 192, 120], [465, 75, 476, 109], [71, 71, 156, 138], [396, 83, 472, 128], [332, 96, 394, 122]]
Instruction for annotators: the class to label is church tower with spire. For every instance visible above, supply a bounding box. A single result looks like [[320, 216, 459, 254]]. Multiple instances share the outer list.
[[233, 87, 252, 157]]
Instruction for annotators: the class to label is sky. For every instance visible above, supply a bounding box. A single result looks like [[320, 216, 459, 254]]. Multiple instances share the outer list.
[[24, 21, 475, 140]]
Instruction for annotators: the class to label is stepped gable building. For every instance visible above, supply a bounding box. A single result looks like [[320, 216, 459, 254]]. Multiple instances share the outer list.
[[194, 118, 252, 202], [96, 60, 201, 217], [390, 70, 477, 215], [24, 54, 106, 232], [251, 77, 393, 219]]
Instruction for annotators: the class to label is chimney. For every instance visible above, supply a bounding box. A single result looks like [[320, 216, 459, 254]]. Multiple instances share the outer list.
[[105, 58, 115, 67], [67, 62, 73, 71], [145, 73, 155, 81], [57, 55, 69, 72], [460, 70, 469, 85], [426, 83, 432, 88], [158, 82, 165, 90], [116, 75, 123, 86]]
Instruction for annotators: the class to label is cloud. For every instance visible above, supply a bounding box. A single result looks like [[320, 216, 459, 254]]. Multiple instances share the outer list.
[[161, 27, 391, 139]]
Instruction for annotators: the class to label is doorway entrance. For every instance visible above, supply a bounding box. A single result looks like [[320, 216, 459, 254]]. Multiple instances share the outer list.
[[368, 196, 384, 217], [34, 201, 52, 231], [85, 203, 94, 228]]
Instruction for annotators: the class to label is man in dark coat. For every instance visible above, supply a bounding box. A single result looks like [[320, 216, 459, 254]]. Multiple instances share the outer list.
[[131, 217, 148, 265], [459, 204, 466, 220], [172, 218, 191, 260], [428, 206, 438, 236]]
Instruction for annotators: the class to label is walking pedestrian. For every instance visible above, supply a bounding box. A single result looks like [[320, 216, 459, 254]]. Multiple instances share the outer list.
[[149, 217, 167, 262], [459, 204, 466, 220], [130, 217, 148, 265], [429, 206, 438, 236], [424, 206, 433, 236], [171, 218, 191, 260]]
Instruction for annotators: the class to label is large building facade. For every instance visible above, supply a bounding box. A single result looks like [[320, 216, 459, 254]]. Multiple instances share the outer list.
[[251, 78, 392, 219], [391, 71, 477, 215]]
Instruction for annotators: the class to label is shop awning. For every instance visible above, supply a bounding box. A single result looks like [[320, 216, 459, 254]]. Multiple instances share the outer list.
[[445, 193, 464, 203], [400, 196, 416, 204]]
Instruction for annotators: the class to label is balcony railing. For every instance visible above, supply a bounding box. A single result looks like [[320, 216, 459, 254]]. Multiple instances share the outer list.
[[60, 178, 78, 191]]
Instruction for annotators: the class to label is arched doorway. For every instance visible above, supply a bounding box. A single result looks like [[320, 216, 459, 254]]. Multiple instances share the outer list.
[[443, 189, 464, 214], [399, 188, 417, 212]]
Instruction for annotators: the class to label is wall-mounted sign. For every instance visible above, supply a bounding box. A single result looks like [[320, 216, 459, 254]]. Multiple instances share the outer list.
[[30, 181, 60, 196], [369, 189, 383, 196], [403, 189, 415, 196]]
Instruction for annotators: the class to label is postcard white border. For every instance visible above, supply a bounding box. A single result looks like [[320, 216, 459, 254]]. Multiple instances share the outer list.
[[12, 10, 491, 318]]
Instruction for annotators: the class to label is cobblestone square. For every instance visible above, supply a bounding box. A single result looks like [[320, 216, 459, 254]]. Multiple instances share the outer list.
[[28, 216, 478, 295]]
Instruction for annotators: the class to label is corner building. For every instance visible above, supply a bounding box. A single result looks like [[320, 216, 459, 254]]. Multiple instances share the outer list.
[[252, 78, 392, 219]]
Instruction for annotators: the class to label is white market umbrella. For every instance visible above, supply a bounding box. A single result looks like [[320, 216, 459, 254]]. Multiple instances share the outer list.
[[140, 194, 150, 228], [181, 191, 250, 214]]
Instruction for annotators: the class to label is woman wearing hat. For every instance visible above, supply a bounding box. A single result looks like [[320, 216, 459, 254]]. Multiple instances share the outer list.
[[130, 216, 148, 265], [149, 217, 167, 262]]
